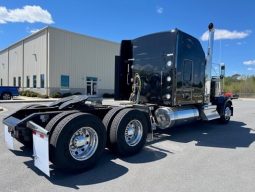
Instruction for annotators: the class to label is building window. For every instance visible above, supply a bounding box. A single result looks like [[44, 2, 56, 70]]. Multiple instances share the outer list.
[[0, 78, 2, 86], [18, 76, 21, 88], [40, 74, 45, 88], [26, 76, 30, 88], [61, 75, 69, 89], [13, 77, 16, 86], [33, 75, 37, 88]]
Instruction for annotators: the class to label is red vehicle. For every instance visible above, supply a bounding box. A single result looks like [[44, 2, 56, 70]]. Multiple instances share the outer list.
[[224, 92, 233, 98], [224, 92, 239, 99]]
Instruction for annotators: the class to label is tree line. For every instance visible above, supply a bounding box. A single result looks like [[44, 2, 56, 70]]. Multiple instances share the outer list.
[[223, 75, 255, 97]]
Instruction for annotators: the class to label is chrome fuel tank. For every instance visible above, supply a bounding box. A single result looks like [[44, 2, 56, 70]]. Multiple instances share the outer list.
[[154, 106, 199, 129]]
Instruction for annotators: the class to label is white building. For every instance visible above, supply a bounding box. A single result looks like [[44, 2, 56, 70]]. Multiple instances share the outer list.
[[0, 27, 119, 96]]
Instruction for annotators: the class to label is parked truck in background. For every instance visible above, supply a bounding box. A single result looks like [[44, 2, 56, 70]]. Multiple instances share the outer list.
[[3, 23, 233, 176], [0, 86, 19, 100]]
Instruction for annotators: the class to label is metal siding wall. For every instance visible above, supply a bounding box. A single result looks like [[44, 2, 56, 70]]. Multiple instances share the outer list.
[[49, 28, 119, 95], [23, 30, 47, 94], [0, 50, 8, 85], [8, 43, 23, 86]]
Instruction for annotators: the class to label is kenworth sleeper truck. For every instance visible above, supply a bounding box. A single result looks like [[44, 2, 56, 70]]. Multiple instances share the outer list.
[[3, 23, 233, 176]]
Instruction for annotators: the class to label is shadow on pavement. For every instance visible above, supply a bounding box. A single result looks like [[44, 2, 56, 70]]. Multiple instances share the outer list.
[[11, 120, 255, 189], [24, 150, 127, 189], [154, 120, 255, 149], [121, 146, 169, 164], [11, 146, 33, 157], [23, 147, 167, 189]]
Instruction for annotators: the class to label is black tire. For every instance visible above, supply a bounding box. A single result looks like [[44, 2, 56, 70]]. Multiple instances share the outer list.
[[46, 111, 78, 162], [103, 107, 125, 130], [45, 111, 78, 133], [219, 103, 232, 124], [102, 106, 124, 148], [2, 92, 12, 100], [50, 113, 106, 172], [109, 108, 148, 156]]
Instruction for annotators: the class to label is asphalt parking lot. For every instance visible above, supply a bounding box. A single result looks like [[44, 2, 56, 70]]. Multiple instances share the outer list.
[[0, 99, 255, 192]]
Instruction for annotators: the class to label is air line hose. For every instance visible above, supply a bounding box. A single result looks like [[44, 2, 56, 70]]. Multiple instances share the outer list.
[[129, 73, 142, 103]]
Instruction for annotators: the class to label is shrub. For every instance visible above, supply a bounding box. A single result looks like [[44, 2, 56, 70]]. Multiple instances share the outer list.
[[38, 94, 49, 99], [24, 91, 32, 97], [26, 91, 33, 97], [62, 92, 72, 97], [73, 92, 82, 95], [20, 90, 30, 96], [20, 91, 25, 96], [30, 92, 39, 97], [20, 90, 49, 98], [25, 91, 31, 97], [24, 91, 29, 96], [51, 92, 62, 98], [103, 93, 114, 98]]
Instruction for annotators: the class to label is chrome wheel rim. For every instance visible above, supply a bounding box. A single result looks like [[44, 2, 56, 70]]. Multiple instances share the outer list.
[[124, 120, 143, 146], [69, 127, 98, 161], [224, 106, 231, 120], [3, 93, 11, 100]]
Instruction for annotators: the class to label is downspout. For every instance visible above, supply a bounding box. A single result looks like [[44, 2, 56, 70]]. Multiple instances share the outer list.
[[22, 40, 24, 91], [46, 27, 49, 96], [7, 48, 9, 86], [204, 23, 215, 103]]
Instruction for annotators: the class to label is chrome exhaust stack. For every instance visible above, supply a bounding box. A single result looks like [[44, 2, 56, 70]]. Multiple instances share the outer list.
[[204, 23, 215, 103]]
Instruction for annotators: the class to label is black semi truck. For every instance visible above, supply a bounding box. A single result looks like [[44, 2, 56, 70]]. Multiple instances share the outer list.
[[3, 23, 233, 176]]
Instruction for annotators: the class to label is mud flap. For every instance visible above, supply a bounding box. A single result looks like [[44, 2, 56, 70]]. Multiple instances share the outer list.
[[4, 125, 14, 150], [32, 130, 50, 177]]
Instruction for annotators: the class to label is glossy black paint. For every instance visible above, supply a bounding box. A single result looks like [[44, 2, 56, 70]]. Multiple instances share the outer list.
[[115, 29, 206, 106], [175, 31, 205, 105], [212, 96, 233, 116], [114, 40, 133, 100], [132, 31, 177, 105]]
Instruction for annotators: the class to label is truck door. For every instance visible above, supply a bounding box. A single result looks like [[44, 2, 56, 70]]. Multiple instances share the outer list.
[[181, 59, 193, 101], [176, 58, 193, 104], [176, 34, 194, 105]]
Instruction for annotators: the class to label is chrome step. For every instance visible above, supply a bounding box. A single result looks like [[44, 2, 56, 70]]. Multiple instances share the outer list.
[[200, 104, 220, 121]]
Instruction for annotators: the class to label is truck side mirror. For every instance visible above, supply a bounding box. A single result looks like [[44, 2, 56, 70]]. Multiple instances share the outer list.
[[220, 65, 225, 79]]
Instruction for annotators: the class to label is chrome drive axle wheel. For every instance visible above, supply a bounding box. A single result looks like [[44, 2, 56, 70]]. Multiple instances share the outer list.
[[69, 127, 98, 161], [124, 120, 143, 147], [50, 113, 106, 172], [109, 108, 148, 156]]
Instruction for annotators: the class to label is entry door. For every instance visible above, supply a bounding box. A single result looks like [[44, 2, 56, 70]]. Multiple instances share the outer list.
[[86, 77, 97, 95]]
